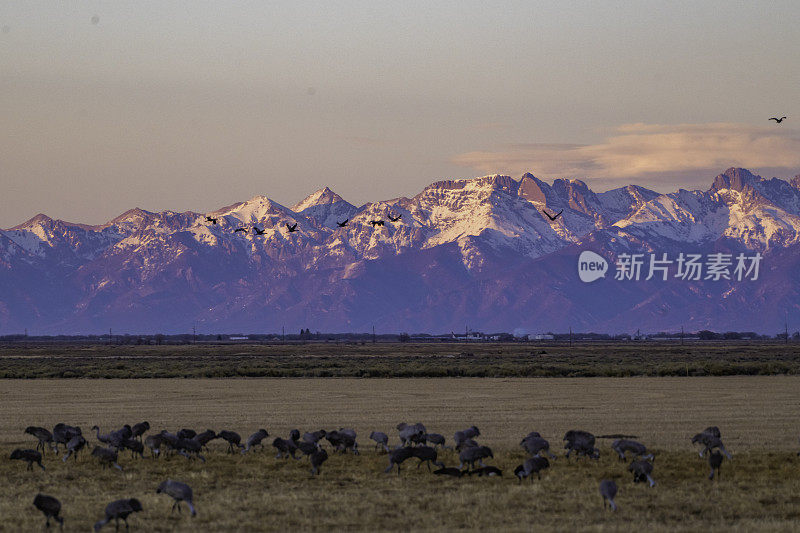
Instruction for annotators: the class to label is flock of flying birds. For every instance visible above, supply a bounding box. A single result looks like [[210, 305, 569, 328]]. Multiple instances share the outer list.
[[203, 213, 404, 235], [201, 116, 786, 236], [204, 207, 568, 237]]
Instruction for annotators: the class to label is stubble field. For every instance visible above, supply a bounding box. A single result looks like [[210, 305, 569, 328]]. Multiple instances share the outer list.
[[1, 376, 799, 531]]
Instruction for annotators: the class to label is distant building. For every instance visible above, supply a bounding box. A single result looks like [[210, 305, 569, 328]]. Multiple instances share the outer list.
[[531, 334, 554, 340]]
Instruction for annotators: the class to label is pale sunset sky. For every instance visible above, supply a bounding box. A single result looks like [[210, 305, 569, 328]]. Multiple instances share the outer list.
[[1, 1, 799, 227]]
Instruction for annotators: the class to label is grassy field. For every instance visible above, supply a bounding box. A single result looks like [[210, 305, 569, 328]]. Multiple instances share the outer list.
[[1, 377, 799, 531], [1, 341, 800, 378]]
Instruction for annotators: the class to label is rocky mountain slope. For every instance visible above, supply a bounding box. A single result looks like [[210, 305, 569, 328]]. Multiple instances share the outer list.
[[2, 167, 799, 334]]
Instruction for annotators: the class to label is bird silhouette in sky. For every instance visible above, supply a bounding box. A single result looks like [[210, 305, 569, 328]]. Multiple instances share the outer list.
[[286, 223, 298, 233], [542, 209, 563, 221], [234, 227, 248, 233], [769, 116, 787, 123], [253, 227, 266, 235], [388, 213, 402, 222], [370, 220, 385, 227], [336, 219, 349, 227]]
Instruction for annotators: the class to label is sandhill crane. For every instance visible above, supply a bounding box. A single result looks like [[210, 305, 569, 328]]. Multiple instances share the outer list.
[[157, 480, 196, 517], [145, 434, 163, 458], [286, 223, 298, 232], [295, 440, 319, 458], [521, 435, 556, 459], [272, 437, 299, 459], [769, 116, 787, 123], [218, 430, 244, 453], [326, 430, 359, 455], [433, 467, 465, 477], [564, 430, 599, 459], [242, 429, 269, 453], [107, 426, 132, 450], [388, 213, 402, 222], [629, 460, 656, 487], [398, 423, 426, 446], [458, 446, 493, 469], [176, 429, 196, 440], [91, 446, 123, 471], [612, 439, 654, 462], [411, 445, 445, 471], [175, 438, 206, 462], [194, 430, 217, 451], [454, 426, 480, 450], [424, 433, 449, 449], [369, 219, 384, 227], [384, 447, 415, 474], [61, 435, 87, 462], [303, 430, 326, 444], [121, 438, 144, 459], [158, 430, 179, 453], [468, 466, 503, 477], [91, 426, 112, 445], [10, 449, 45, 470], [543, 209, 563, 221], [131, 422, 149, 441], [691, 428, 731, 458], [310, 448, 328, 476], [254, 227, 266, 235], [336, 219, 348, 227], [93, 498, 142, 532], [53, 424, 82, 453], [25, 426, 56, 454], [514, 456, 549, 482], [205, 216, 217, 224], [599, 479, 618, 511], [33, 494, 64, 529], [708, 450, 724, 481], [369, 431, 390, 452]]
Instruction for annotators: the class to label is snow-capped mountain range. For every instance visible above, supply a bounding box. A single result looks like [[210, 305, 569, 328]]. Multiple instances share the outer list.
[[2, 167, 799, 334]]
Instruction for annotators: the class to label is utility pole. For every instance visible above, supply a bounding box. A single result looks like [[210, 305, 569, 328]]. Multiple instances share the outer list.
[[109, 328, 112, 346], [681, 325, 684, 346], [785, 310, 789, 344], [282, 325, 285, 343], [193, 323, 197, 344], [372, 324, 376, 344], [569, 326, 572, 347]]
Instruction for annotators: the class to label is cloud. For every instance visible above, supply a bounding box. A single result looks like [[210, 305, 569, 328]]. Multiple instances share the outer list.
[[452, 123, 800, 187]]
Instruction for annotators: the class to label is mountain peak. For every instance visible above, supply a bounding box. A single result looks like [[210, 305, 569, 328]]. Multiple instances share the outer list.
[[791, 175, 800, 189], [292, 187, 349, 213], [9, 213, 54, 230], [711, 167, 761, 191]]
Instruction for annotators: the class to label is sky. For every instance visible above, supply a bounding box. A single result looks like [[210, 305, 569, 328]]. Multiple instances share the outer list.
[[1, 1, 799, 227]]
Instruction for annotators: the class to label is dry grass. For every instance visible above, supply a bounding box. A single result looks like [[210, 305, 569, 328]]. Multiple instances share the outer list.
[[1, 377, 799, 531]]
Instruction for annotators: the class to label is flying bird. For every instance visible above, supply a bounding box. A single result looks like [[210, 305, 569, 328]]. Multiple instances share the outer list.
[[205, 216, 217, 224], [286, 223, 298, 233], [543, 209, 563, 221], [254, 227, 266, 235], [234, 228, 247, 233], [336, 219, 349, 227], [388, 214, 402, 222], [369, 220, 385, 227], [769, 116, 787, 123]]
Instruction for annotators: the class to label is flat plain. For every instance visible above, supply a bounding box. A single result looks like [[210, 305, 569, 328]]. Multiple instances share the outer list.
[[1, 341, 800, 378], [1, 376, 799, 531]]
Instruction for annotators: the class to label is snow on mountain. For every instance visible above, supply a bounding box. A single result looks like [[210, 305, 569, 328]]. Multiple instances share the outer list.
[[291, 187, 359, 228], [2, 167, 800, 334]]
